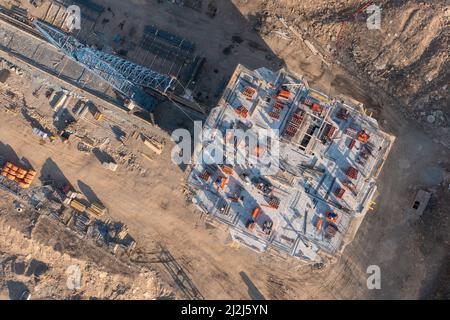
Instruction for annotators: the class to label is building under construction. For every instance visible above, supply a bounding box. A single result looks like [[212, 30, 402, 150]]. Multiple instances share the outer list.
[[187, 64, 395, 261]]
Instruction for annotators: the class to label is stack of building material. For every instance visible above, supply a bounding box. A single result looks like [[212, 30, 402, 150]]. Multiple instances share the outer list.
[[283, 108, 305, 138], [86, 202, 107, 217], [73, 212, 90, 234], [102, 161, 118, 172], [70, 199, 86, 212], [143, 136, 163, 155], [94, 111, 103, 121], [242, 86, 256, 100], [277, 89, 291, 100], [269, 99, 285, 119], [53, 92, 68, 112], [346, 166, 359, 180], [1, 162, 36, 189], [234, 105, 249, 118]]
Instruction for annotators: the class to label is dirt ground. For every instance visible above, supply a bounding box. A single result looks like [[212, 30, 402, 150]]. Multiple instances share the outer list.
[[0, 0, 448, 299], [0, 216, 165, 299]]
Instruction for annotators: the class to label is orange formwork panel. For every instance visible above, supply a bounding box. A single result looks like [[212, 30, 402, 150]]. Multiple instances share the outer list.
[[23, 177, 33, 184], [316, 218, 323, 232], [16, 173, 26, 179], [234, 106, 249, 118], [220, 176, 228, 190], [357, 130, 370, 143], [19, 182, 30, 189], [311, 103, 322, 113], [277, 90, 291, 99], [269, 111, 280, 119], [243, 86, 256, 99], [252, 207, 261, 220], [222, 165, 234, 175]]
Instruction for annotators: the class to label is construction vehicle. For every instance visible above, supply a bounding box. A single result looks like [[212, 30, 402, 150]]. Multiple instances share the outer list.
[[326, 211, 338, 223]]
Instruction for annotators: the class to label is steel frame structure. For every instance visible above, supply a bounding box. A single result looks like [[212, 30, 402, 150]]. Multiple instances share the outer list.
[[32, 19, 174, 99]]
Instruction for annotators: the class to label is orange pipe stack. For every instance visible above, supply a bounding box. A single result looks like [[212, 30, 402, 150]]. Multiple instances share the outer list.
[[1, 162, 36, 189]]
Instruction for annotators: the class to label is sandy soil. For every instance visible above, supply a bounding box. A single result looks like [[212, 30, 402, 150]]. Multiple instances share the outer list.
[[0, 66, 448, 299], [0, 0, 448, 299], [0, 216, 164, 300]]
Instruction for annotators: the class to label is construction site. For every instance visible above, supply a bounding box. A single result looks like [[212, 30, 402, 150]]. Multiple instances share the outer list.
[[0, 0, 449, 300], [188, 64, 394, 260]]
